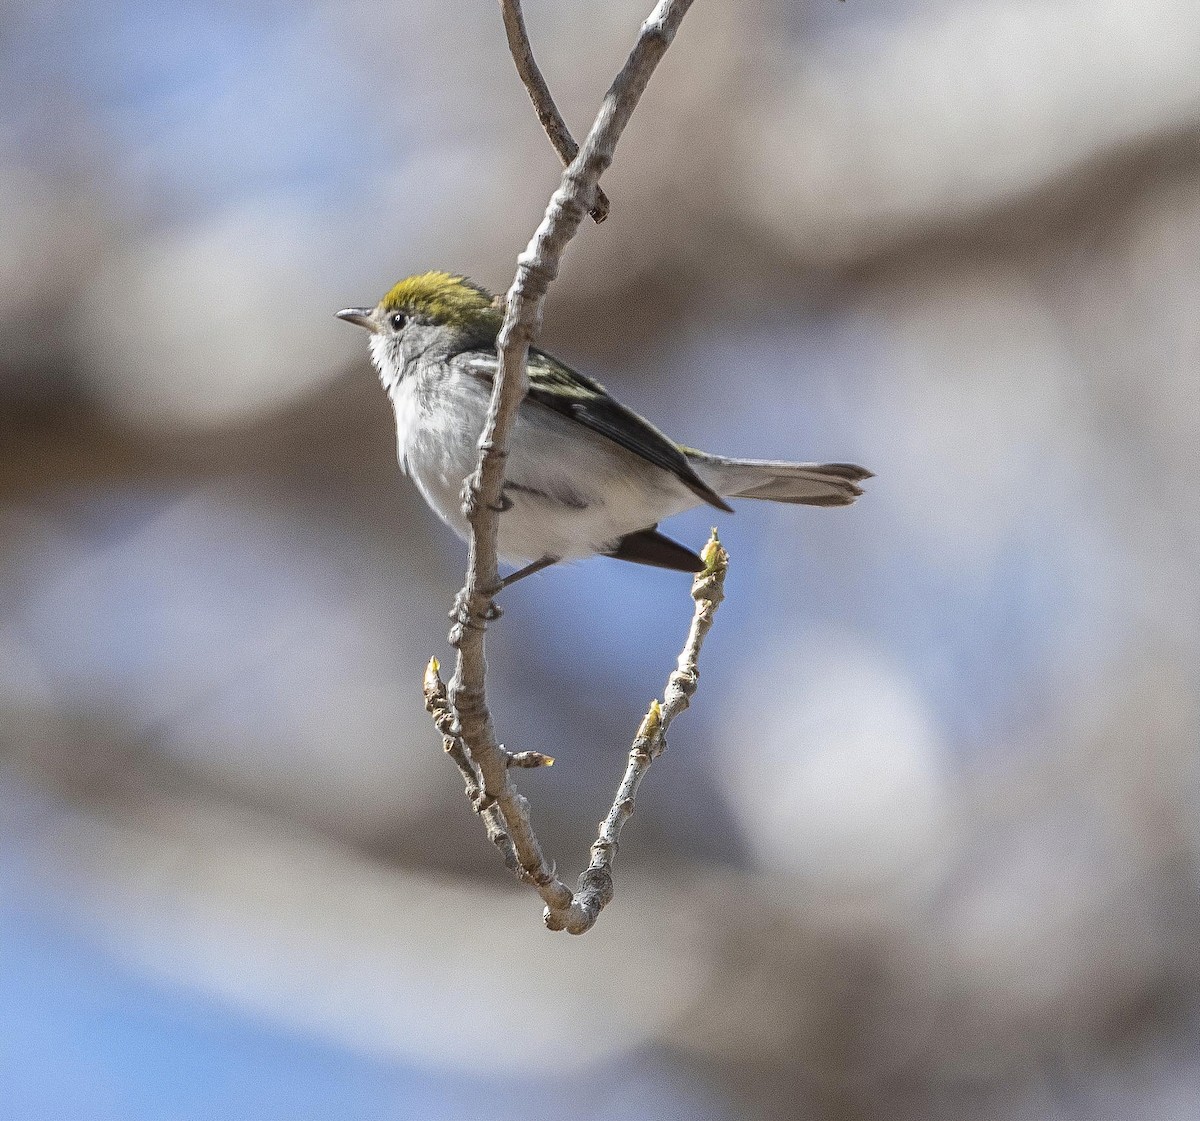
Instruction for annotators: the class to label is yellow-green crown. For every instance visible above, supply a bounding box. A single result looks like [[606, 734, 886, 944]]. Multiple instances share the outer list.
[[379, 271, 501, 330]]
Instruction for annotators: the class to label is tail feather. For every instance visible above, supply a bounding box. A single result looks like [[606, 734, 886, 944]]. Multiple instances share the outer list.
[[688, 453, 872, 507]]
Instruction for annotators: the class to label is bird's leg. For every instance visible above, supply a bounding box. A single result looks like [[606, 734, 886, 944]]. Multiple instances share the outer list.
[[451, 559, 556, 643], [450, 557, 558, 644], [499, 555, 559, 589]]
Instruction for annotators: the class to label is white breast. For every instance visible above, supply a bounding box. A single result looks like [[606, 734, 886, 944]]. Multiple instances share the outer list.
[[389, 371, 491, 540], [389, 375, 421, 475]]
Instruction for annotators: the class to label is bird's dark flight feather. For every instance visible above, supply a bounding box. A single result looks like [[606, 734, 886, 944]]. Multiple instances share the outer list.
[[456, 349, 733, 513], [606, 527, 704, 573]]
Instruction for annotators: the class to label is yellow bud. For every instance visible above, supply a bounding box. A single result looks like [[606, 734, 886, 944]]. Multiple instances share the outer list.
[[699, 529, 729, 576], [637, 699, 663, 741]]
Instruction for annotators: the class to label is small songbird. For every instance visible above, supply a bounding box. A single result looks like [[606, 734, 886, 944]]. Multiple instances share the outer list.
[[338, 271, 870, 586]]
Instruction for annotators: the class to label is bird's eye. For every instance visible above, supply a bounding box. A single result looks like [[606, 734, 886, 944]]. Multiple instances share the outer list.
[[389, 312, 406, 332]]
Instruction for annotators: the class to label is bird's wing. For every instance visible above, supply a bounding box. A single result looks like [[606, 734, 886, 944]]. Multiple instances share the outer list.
[[454, 349, 732, 512]]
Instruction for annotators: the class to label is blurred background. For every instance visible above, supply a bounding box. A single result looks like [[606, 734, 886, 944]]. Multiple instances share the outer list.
[[3, 0, 1200, 1117]]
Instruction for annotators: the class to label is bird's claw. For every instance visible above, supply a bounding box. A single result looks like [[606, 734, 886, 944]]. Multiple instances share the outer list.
[[448, 589, 503, 644]]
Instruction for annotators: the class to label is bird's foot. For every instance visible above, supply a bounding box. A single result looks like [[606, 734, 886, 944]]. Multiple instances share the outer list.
[[448, 587, 502, 646]]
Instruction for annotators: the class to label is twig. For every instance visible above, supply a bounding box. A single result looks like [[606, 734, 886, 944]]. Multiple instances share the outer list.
[[443, 0, 701, 929], [505, 749, 555, 769], [556, 530, 729, 933], [500, 0, 611, 224]]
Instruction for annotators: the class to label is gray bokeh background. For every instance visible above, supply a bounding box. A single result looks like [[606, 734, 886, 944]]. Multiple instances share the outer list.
[[4, 1, 1200, 1118]]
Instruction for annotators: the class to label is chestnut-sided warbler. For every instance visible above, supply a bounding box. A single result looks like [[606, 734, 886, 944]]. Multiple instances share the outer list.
[[338, 271, 870, 585]]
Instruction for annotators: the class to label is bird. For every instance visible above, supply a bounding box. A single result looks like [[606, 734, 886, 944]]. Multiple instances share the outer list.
[[337, 271, 870, 586]]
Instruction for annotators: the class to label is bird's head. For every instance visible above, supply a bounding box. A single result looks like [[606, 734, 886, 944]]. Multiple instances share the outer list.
[[338, 270, 501, 340], [337, 271, 502, 379]]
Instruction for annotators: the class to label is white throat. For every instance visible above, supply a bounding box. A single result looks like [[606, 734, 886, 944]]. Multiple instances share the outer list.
[[368, 332, 404, 393]]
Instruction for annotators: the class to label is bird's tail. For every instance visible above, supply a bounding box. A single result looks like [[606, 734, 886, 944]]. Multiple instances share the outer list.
[[687, 452, 872, 507]]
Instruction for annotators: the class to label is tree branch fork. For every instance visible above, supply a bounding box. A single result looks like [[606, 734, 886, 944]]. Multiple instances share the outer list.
[[422, 0, 721, 934], [426, 534, 728, 934]]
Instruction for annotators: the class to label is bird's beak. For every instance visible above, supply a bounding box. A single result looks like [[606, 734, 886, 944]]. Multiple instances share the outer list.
[[336, 307, 378, 333]]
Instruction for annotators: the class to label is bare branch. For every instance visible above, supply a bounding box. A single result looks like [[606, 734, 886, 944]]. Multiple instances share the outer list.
[[423, 657, 520, 873], [442, 0, 701, 930], [500, 0, 611, 223], [557, 531, 729, 933]]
